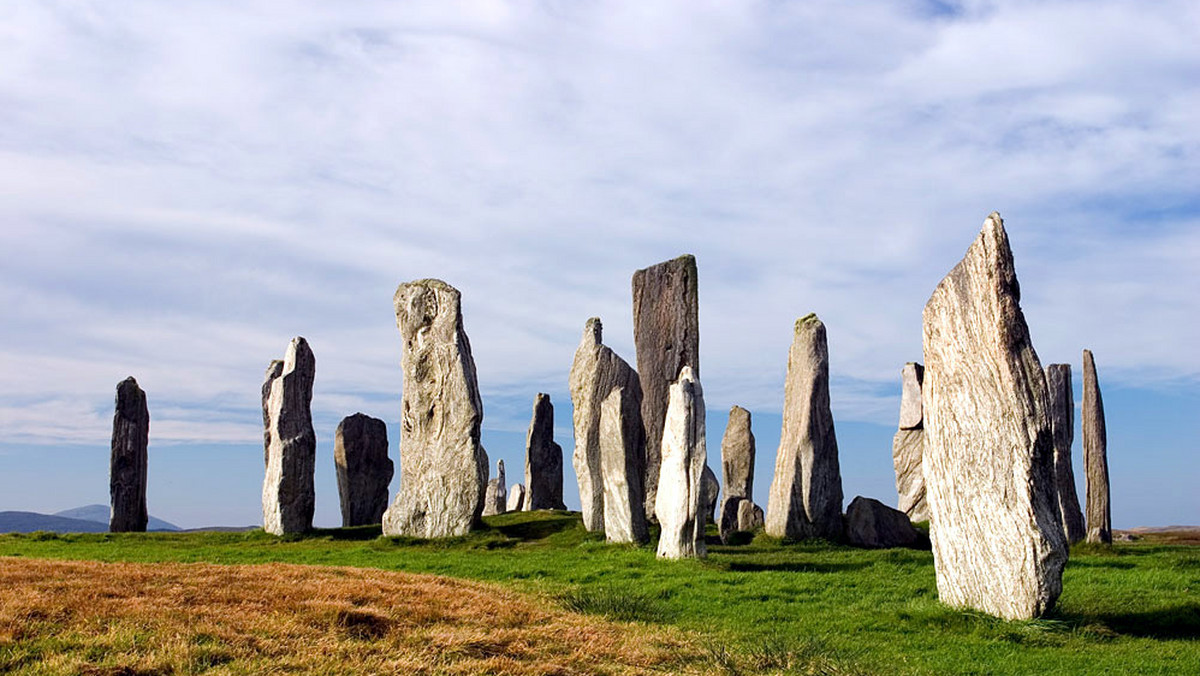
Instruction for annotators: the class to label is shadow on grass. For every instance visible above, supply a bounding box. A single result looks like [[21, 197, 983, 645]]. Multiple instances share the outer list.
[[1063, 603, 1200, 640], [488, 513, 580, 541], [307, 525, 383, 541], [1067, 559, 1136, 570], [722, 561, 872, 574]]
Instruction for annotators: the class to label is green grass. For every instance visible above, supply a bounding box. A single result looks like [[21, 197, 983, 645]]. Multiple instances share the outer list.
[[2, 511, 1198, 674]]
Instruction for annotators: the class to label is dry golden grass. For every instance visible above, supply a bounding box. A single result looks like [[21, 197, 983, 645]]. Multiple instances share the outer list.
[[0, 558, 699, 675]]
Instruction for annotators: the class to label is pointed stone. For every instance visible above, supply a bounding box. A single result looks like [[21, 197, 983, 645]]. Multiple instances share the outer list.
[[525, 393, 565, 510], [569, 317, 642, 532], [262, 337, 317, 535], [383, 279, 489, 538], [334, 413, 393, 527], [632, 254, 700, 521], [701, 464, 720, 525], [110, 377, 149, 533], [765, 314, 844, 540], [600, 386, 649, 544], [721, 406, 755, 502], [922, 212, 1067, 620], [1046, 364, 1085, 544], [482, 459, 507, 517], [507, 484, 527, 512], [655, 367, 707, 559], [844, 496, 929, 550], [1083, 349, 1112, 545]]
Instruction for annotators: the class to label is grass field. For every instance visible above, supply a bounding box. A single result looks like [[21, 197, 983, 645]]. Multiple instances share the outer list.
[[1, 511, 1197, 674]]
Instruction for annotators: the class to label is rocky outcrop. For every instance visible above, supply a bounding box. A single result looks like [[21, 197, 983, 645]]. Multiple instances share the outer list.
[[600, 386, 649, 544], [262, 337, 317, 535], [765, 314, 844, 541], [701, 465, 720, 525], [655, 367, 707, 559], [525, 393, 565, 510], [482, 460, 507, 517], [844, 496, 928, 549], [1083, 349, 1112, 545], [507, 484, 526, 512], [569, 317, 642, 532], [334, 413, 393, 527], [892, 362, 928, 522], [922, 212, 1067, 620], [633, 255, 700, 521], [110, 377, 149, 533], [1046, 364, 1085, 544], [382, 280, 489, 538]]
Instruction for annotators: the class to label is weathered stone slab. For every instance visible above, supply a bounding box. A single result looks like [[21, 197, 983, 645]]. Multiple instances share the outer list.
[[1083, 349, 1111, 545], [892, 428, 928, 522], [569, 317, 642, 532], [334, 413, 393, 527], [844, 496, 928, 549], [633, 254, 699, 521], [765, 314, 844, 541], [383, 280, 489, 538], [737, 499, 764, 532], [655, 367, 707, 559], [483, 459, 507, 517], [701, 464, 720, 525], [721, 405, 755, 502], [262, 337, 317, 535], [1046, 364, 1085, 544], [718, 496, 765, 543], [600, 386, 649, 544], [110, 376, 149, 533], [507, 484, 526, 512], [922, 212, 1067, 620], [899, 362, 925, 430], [525, 393, 565, 510]]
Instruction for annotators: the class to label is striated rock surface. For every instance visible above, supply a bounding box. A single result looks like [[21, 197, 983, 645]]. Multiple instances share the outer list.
[[599, 386, 649, 544], [262, 337, 317, 535], [701, 465, 720, 525], [844, 496, 928, 549], [383, 279, 489, 538], [892, 363, 928, 521], [507, 484, 526, 512], [569, 317, 642, 532], [482, 459, 507, 517], [922, 212, 1067, 620], [721, 406, 755, 503], [1082, 349, 1112, 545], [334, 413, 393, 527], [655, 367, 707, 559], [765, 314, 844, 540], [633, 254, 700, 521], [110, 377, 149, 533], [1046, 364, 1085, 544], [525, 393, 565, 510]]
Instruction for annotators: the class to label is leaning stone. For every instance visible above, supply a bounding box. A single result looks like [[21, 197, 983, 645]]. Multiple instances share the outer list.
[[1046, 364, 1085, 544], [892, 428, 928, 522], [721, 406, 755, 503], [600, 386, 650, 544], [110, 377, 149, 533], [655, 367, 707, 559], [1082, 349, 1112, 544], [737, 500, 764, 532], [844, 496, 928, 549], [633, 254, 700, 521], [525, 393, 566, 510], [507, 484, 527, 512], [764, 314, 844, 540], [482, 459, 507, 517], [383, 280, 489, 538], [262, 337, 317, 535], [701, 465, 720, 525], [922, 212, 1067, 620], [334, 413, 393, 527]]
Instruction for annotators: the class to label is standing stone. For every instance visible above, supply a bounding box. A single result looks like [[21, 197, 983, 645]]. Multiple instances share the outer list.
[[737, 500, 764, 532], [482, 459, 507, 517], [765, 314, 844, 541], [507, 484, 527, 512], [569, 317, 642, 532], [1046, 364, 1086, 544], [525, 393, 566, 510], [892, 363, 929, 522], [110, 377, 149, 533], [701, 465, 720, 525], [844, 496, 929, 549], [922, 212, 1067, 620], [718, 406, 756, 541], [655, 367, 707, 559], [600, 386, 650, 544], [383, 279, 489, 538], [334, 413, 393, 527], [719, 496, 765, 543], [1083, 349, 1112, 545], [262, 337, 317, 536], [632, 254, 700, 521]]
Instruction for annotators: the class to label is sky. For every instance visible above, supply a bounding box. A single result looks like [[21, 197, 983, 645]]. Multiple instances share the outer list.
[[1, 0, 1197, 529]]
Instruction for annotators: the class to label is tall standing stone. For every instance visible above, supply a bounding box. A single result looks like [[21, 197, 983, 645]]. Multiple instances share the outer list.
[[334, 413, 393, 527], [110, 377, 149, 533], [525, 393, 566, 510], [262, 337, 317, 536], [383, 279, 489, 538], [718, 406, 757, 541], [569, 317, 642, 532], [655, 367, 707, 559], [765, 314, 844, 541], [600, 386, 650, 544], [632, 254, 699, 521], [1082, 349, 1111, 545], [892, 362, 928, 522], [482, 459, 507, 517], [922, 212, 1067, 620], [1046, 364, 1085, 544]]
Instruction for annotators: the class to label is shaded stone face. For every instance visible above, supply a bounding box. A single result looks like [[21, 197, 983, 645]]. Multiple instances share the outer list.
[[655, 367, 707, 559], [110, 376, 149, 533], [599, 386, 649, 544], [701, 464, 720, 526], [525, 393, 565, 511], [632, 254, 699, 521], [718, 496, 764, 543], [262, 337, 317, 536], [506, 484, 526, 512], [1046, 364, 1085, 544], [1082, 349, 1111, 545], [383, 280, 489, 538], [482, 459, 507, 517], [334, 413, 393, 527], [844, 496, 929, 550], [720, 406, 755, 503], [891, 362, 928, 522], [921, 213, 1067, 620]]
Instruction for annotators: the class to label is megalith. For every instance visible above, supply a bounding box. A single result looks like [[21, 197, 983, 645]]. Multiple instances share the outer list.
[[334, 413, 393, 527], [922, 212, 1067, 620], [600, 386, 650, 544], [765, 314, 844, 541], [892, 362, 928, 522], [632, 254, 699, 521], [507, 484, 527, 512], [525, 393, 566, 510], [382, 279, 489, 538], [655, 367, 707, 559], [1046, 364, 1085, 543], [262, 337, 317, 536], [482, 459, 507, 517], [701, 465, 720, 525], [110, 376, 149, 533], [844, 496, 928, 550], [737, 500, 764, 532], [718, 406, 756, 541], [1082, 349, 1112, 544]]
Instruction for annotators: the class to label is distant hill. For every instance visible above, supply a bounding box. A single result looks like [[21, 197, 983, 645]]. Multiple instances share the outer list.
[[54, 504, 181, 532], [0, 511, 109, 533]]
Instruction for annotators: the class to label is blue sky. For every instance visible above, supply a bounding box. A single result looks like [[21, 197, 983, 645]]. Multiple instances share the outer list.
[[1, 1, 1196, 528]]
